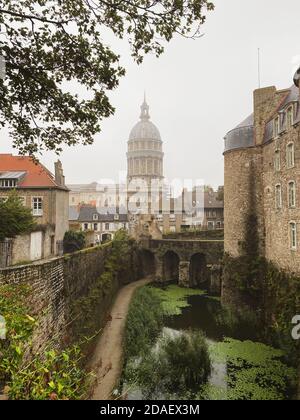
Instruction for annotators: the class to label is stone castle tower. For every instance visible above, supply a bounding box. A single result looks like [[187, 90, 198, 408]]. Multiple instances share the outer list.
[[127, 96, 164, 185], [223, 67, 300, 276]]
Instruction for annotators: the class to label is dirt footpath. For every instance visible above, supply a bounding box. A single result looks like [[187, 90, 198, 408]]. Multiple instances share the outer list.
[[90, 278, 151, 400]]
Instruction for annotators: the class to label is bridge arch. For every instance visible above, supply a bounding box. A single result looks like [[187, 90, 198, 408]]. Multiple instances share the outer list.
[[140, 249, 156, 277], [163, 251, 180, 283], [189, 253, 209, 287]]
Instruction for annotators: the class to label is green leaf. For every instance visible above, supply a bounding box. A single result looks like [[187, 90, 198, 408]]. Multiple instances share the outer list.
[[48, 381, 56, 390]]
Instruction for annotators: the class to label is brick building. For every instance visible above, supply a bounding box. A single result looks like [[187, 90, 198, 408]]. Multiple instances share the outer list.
[[0, 155, 69, 264], [224, 67, 300, 274]]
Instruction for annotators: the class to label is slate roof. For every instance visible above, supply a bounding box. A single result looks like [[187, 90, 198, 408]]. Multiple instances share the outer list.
[[77, 205, 128, 222], [264, 85, 300, 143]]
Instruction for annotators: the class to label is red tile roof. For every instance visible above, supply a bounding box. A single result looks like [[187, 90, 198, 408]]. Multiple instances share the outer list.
[[0, 154, 60, 188]]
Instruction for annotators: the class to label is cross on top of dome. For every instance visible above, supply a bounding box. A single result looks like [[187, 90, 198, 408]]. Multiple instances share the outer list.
[[140, 93, 150, 121]]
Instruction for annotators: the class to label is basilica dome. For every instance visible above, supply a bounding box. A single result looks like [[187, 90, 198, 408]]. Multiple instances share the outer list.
[[127, 97, 164, 183], [129, 99, 161, 141]]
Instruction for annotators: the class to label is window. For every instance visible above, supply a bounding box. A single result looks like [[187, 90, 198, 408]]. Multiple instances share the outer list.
[[274, 116, 280, 138], [93, 214, 98, 221], [32, 197, 43, 216], [275, 184, 282, 209], [84, 223, 89, 231], [288, 181, 296, 208], [94, 223, 98, 231], [0, 179, 17, 188], [286, 106, 294, 129], [274, 149, 281, 171], [290, 222, 297, 250], [287, 143, 295, 168], [105, 223, 110, 231], [114, 214, 119, 221]]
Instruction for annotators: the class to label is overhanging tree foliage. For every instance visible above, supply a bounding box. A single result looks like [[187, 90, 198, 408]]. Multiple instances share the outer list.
[[0, 191, 36, 240], [0, 0, 214, 155]]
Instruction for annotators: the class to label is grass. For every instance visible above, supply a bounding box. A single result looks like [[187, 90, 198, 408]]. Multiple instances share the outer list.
[[124, 286, 164, 359]]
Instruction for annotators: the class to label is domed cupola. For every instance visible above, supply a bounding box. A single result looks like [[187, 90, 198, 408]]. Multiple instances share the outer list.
[[127, 96, 164, 184], [129, 98, 162, 142]]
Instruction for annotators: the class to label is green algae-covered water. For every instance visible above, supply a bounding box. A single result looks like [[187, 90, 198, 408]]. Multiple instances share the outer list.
[[123, 286, 297, 401]]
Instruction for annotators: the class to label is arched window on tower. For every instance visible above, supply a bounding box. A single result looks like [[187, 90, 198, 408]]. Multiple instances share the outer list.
[[274, 149, 281, 172], [287, 142, 295, 168], [289, 222, 297, 250], [288, 181, 296, 208]]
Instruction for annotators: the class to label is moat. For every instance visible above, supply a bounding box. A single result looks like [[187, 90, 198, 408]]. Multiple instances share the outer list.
[[122, 286, 297, 401]]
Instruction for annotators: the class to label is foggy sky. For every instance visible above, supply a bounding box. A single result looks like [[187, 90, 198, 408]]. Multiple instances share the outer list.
[[1, 0, 300, 189]]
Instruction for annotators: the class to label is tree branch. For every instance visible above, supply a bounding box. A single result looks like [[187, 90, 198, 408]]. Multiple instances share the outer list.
[[0, 8, 72, 25]]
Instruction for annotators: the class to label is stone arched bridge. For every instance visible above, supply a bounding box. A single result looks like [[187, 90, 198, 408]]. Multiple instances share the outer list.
[[138, 238, 224, 291]]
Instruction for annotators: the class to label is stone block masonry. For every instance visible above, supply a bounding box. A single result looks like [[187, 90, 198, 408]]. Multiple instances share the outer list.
[[0, 243, 114, 353]]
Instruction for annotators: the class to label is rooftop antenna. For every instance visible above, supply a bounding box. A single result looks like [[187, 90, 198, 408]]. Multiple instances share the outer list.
[[258, 48, 261, 88]]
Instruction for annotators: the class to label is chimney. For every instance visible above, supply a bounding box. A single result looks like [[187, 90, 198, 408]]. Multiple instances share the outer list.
[[253, 86, 277, 146], [55, 160, 66, 187]]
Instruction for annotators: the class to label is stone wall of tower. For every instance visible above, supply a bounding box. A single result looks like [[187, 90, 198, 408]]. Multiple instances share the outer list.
[[224, 86, 297, 261], [262, 114, 300, 273], [224, 147, 264, 258]]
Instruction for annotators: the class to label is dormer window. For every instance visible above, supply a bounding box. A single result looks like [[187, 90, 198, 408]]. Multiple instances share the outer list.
[[93, 213, 98, 221], [0, 171, 26, 188], [286, 106, 294, 129], [0, 179, 17, 188], [274, 116, 280, 138]]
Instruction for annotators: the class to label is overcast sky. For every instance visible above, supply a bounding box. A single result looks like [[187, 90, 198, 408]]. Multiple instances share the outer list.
[[2, 0, 300, 188]]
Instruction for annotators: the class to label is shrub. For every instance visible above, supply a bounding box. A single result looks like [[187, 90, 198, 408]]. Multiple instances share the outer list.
[[63, 231, 85, 254], [129, 330, 211, 399], [0, 191, 36, 240]]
